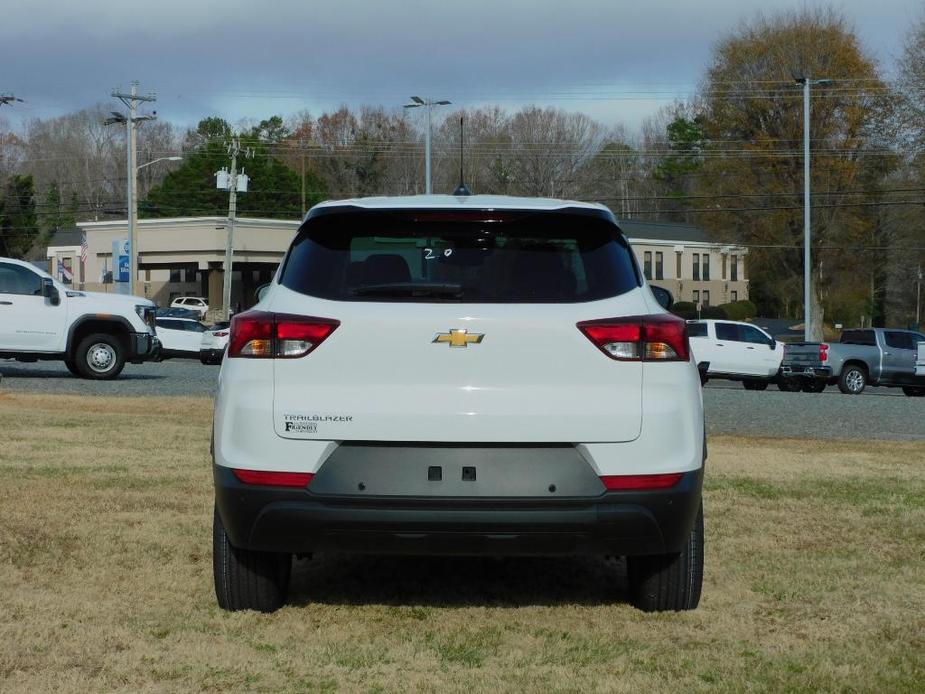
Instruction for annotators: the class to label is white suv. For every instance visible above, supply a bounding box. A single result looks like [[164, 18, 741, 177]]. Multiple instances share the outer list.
[[170, 296, 209, 319], [212, 196, 705, 613]]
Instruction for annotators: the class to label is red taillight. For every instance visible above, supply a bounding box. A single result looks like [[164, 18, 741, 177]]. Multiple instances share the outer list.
[[577, 314, 689, 361], [228, 311, 339, 359], [213, 331, 229, 337], [232, 469, 315, 487], [820, 343, 829, 362], [600, 473, 684, 490]]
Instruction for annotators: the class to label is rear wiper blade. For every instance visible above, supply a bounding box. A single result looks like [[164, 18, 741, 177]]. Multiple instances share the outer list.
[[350, 282, 464, 298]]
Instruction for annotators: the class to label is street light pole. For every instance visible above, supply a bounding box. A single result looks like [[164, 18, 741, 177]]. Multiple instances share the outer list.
[[794, 74, 832, 341], [403, 96, 451, 194]]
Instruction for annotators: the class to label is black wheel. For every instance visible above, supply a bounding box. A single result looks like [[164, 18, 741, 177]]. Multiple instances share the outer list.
[[73, 333, 125, 380], [213, 506, 291, 612], [64, 359, 80, 376], [902, 386, 925, 397], [802, 380, 827, 393], [838, 365, 867, 395], [627, 502, 703, 612], [777, 377, 802, 392], [743, 380, 768, 391]]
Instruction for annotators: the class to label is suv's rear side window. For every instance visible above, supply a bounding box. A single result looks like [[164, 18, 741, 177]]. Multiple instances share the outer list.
[[279, 210, 640, 303]]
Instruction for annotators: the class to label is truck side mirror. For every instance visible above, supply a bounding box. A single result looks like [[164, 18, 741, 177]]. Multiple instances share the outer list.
[[42, 277, 60, 306]]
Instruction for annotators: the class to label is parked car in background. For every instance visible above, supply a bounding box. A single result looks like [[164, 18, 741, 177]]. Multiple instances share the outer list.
[[781, 328, 925, 395], [154, 316, 209, 359], [687, 319, 783, 390], [170, 296, 209, 319], [200, 321, 230, 364], [156, 306, 201, 320]]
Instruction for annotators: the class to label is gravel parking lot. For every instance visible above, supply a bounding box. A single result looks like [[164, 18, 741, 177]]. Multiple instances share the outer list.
[[3, 358, 923, 440]]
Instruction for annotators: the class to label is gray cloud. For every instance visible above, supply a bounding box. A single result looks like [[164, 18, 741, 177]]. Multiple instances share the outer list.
[[1, 0, 919, 131]]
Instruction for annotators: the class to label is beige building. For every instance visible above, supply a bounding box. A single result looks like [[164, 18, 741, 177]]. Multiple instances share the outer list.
[[44, 216, 747, 313], [620, 220, 749, 307], [48, 217, 299, 312]]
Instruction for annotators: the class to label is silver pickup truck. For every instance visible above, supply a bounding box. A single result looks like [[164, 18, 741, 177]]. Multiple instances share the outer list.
[[780, 328, 925, 396]]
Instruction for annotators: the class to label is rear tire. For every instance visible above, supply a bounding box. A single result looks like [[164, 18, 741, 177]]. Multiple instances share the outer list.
[[838, 365, 867, 395], [743, 380, 768, 391], [64, 359, 80, 376], [902, 386, 925, 397], [213, 506, 291, 612], [627, 502, 703, 612], [777, 377, 802, 392], [74, 333, 125, 380]]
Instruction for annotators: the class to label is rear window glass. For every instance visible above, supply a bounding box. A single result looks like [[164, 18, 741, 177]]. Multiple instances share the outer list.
[[687, 322, 708, 337], [279, 210, 639, 303], [841, 330, 875, 346]]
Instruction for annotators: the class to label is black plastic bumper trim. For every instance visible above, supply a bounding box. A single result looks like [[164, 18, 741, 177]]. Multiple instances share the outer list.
[[213, 464, 703, 557]]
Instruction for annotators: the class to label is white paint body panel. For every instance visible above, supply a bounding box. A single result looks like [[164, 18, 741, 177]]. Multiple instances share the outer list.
[[213, 196, 705, 478]]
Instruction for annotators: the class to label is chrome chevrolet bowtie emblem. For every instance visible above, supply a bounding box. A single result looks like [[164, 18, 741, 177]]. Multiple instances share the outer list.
[[432, 329, 484, 348]]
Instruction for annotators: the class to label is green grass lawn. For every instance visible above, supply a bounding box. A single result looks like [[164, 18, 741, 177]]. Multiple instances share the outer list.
[[1, 392, 923, 692]]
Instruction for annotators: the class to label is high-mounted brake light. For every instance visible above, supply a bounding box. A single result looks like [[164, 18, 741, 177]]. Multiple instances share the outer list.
[[232, 469, 315, 488], [228, 311, 339, 359], [819, 343, 829, 363], [599, 473, 684, 490], [577, 314, 689, 361]]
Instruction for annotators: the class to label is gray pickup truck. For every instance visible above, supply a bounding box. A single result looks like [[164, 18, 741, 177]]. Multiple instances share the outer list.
[[780, 328, 925, 396]]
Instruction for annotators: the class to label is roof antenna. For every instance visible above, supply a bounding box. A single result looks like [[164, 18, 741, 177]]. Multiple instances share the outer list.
[[453, 115, 471, 196]]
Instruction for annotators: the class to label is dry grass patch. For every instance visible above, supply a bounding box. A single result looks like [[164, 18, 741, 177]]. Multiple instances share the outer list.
[[0, 393, 923, 692]]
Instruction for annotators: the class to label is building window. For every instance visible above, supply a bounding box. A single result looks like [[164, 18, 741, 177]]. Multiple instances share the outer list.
[[655, 252, 663, 280], [676, 252, 682, 278], [731, 255, 738, 282], [703, 290, 710, 307], [702, 254, 710, 281], [692, 290, 700, 304], [731, 290, 738, 302], [169, 268, 181, 283], [643, 251, 652, 280], [692, 253, 700, 281]]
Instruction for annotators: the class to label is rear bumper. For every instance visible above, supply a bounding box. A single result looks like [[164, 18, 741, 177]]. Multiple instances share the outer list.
[[213, 464, 703, 557], [781, 364, 832, 380], [200, 348, 225, 361]]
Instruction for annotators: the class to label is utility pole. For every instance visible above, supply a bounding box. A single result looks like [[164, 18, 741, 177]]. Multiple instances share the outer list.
[[403, 96, 451, 194], [221, 138, 252, 320], [793, 73, 832, 341], [109, 82, 156, 296]]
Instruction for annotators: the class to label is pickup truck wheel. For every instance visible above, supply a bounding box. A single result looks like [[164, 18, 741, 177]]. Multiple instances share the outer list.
[[74, 333, 125, 380], [743, 380, 768, 391], [902, 386, 925, 397], [777, 377, 802, 392], [838, 366, 867, 395], [627, 502, 703, 612], [213, 506, 291, 612]]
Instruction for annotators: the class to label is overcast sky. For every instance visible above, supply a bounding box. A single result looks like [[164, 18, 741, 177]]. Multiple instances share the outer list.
[[1, 0, 920, 134]]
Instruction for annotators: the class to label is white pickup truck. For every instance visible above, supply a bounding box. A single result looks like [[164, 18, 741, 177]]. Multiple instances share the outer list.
[[0, 256, 159, 379]]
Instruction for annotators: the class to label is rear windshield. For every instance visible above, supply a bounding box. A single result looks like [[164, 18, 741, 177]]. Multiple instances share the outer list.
[[841, 330, 876, 346], [279, 210, 640, 303]]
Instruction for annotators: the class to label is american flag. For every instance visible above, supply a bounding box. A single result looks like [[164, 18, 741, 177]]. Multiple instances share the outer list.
[[80, 233, 88, 263]]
